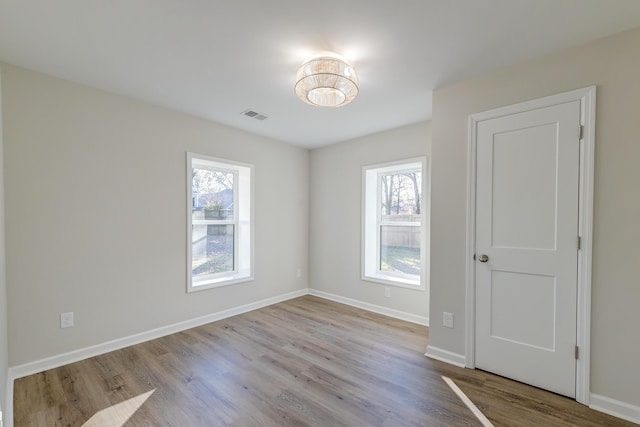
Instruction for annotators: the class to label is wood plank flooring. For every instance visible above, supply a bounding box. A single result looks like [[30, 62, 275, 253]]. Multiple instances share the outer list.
[[14, 296, 634, 426]]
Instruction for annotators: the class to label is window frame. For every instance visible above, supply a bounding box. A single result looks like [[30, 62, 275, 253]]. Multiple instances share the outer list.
[[362, 157, 429, 291], [187, 152, 253, 292]]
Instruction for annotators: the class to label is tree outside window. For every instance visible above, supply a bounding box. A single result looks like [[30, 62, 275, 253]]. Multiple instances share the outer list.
[[187, 153, 253, 292], [363, 157, 429, 290]]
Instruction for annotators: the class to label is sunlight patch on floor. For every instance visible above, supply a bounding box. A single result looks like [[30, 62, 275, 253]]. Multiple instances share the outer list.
[[82, 389, 155, 427], [442, 376, 494, 427]]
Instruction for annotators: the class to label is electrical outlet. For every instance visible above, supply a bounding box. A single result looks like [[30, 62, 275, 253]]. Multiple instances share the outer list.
[[443, 312, 454, 328], [296, 268, 302, 278], [60, 312, 74, 329], [384, 287, 391, 298]]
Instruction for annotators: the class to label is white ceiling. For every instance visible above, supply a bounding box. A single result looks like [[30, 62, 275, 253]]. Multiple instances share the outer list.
[[2, 1, 640, 148]]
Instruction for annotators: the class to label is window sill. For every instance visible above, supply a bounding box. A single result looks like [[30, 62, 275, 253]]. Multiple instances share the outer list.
[[188, 273, 253, 293], [362, 273, 425, 291]]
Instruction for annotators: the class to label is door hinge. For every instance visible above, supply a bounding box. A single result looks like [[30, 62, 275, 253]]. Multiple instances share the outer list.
[[577, 236, 581, 250], [575, 345, 579, 360], [578, 125, 584, 140]]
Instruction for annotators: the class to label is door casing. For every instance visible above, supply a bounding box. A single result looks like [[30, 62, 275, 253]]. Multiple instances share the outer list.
[[464, 86, 596, 405]]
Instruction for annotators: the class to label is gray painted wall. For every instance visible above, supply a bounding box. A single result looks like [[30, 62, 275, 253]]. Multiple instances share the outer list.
[[429, 27, 640, 406], [0, 65, 9, 419], [309, 122, 431, 320], [2, 65, 309, 366]]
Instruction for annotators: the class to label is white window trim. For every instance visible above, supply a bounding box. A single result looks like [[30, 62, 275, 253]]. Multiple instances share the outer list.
[[187, 152, 254, 292], [362, 156, 429, 291]]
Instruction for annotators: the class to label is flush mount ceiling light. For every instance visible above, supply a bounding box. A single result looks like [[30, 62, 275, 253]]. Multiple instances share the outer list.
[[295, 55, 359, 107]]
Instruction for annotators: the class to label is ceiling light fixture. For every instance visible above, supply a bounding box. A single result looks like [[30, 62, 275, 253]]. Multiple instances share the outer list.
[[295, 55, 359, 107]]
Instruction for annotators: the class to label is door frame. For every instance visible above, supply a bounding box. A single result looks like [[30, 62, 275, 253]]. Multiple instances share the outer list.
[[464, 86, 596, 405]]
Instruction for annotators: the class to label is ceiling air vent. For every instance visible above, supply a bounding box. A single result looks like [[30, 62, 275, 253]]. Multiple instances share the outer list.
[[241, 109, 269, 121]]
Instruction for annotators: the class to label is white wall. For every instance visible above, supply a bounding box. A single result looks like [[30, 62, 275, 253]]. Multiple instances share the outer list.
[[429, 27, 640, 407], [0, 65, 9, 418], [1, 65, 309, 366], [309, 122, 431, 321]]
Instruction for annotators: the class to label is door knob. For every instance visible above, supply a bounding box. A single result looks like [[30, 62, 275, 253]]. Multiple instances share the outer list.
[[478, 254, 489, 263]]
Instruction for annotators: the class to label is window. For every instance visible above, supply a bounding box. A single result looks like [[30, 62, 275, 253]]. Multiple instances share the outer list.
[[362, 157, 428, 289], [187, 153, 253, 292]]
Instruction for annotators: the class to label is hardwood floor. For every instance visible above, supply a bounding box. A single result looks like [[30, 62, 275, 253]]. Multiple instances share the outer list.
[[14, 296, 634, 426]]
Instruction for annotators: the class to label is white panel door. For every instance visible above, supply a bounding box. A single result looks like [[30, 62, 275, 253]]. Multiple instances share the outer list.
[[475, 100, 580, 398]]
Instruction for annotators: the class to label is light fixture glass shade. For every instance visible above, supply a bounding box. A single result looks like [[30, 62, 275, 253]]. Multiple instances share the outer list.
[[295, 56, 359, 107]]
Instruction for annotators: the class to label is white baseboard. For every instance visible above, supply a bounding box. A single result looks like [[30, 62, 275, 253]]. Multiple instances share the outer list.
[[591, 394, 640, 425], [8, 288, 639, 427], [308, 289, 429, 326], [9, 288, 308, 381], [425, 345, 467, 368], [4, 288, 309, 427], [6, 288, 428, 427], [9, 288, 428, 381]]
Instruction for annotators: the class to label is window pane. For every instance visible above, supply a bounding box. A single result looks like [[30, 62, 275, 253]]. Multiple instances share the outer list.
[[380, 225, 420, 275], [192, 168, 234, 220], [380, 171, 421, 217], [192, 224, 234, 277]]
